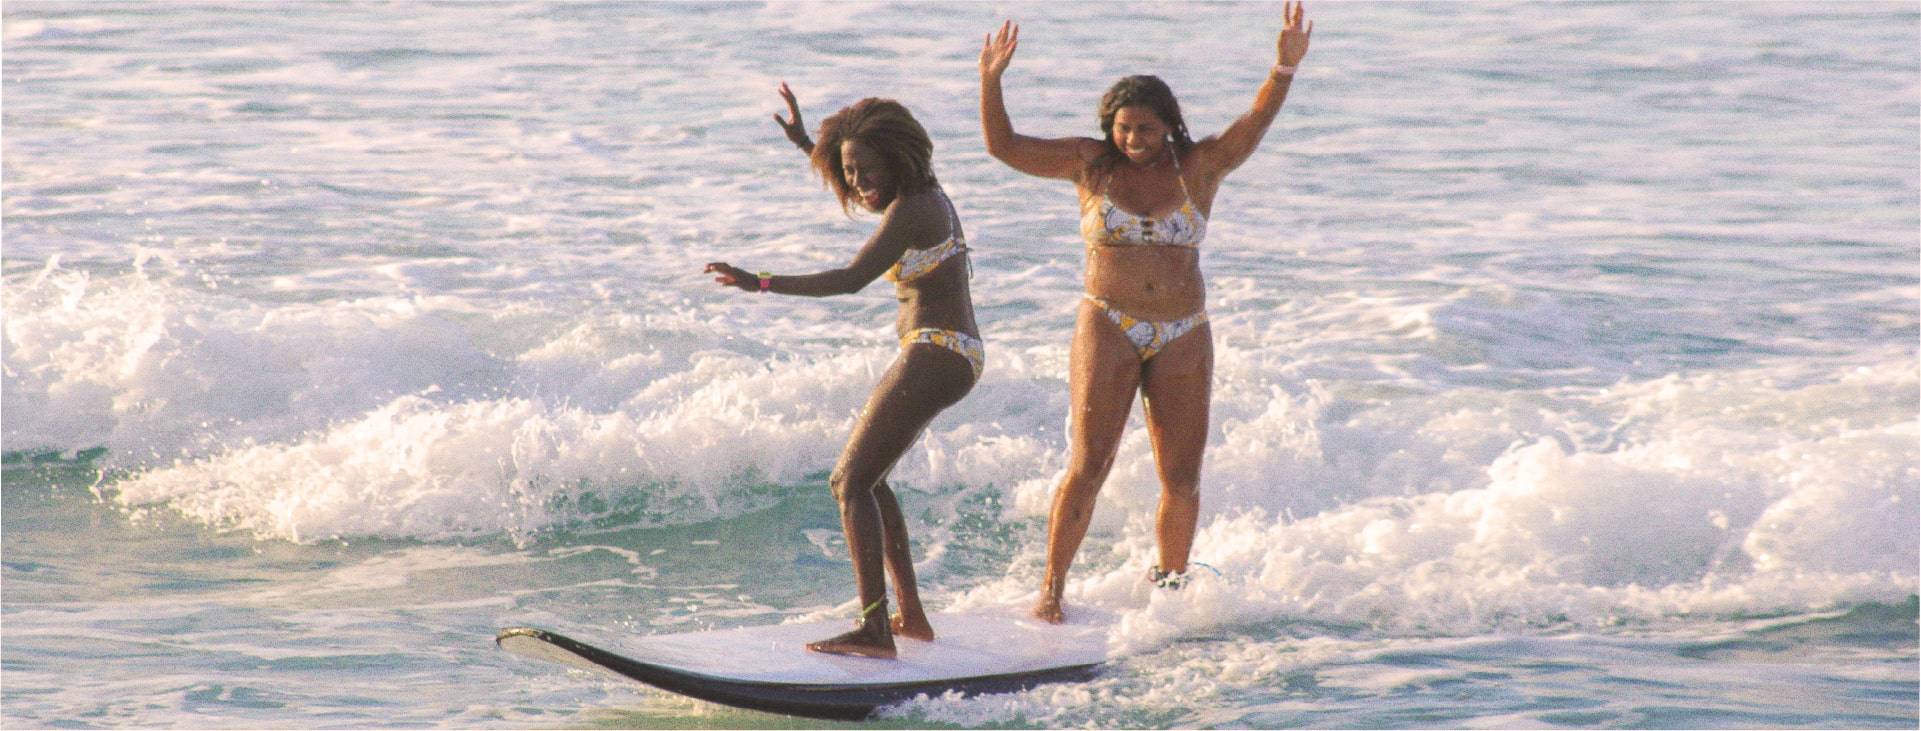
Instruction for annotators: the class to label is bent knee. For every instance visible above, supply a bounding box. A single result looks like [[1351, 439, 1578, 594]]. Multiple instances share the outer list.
[[828, 469, 877, 503]]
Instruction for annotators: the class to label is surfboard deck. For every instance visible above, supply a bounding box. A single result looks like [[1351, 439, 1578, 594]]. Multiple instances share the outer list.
[[497, 610, 1109, 720]]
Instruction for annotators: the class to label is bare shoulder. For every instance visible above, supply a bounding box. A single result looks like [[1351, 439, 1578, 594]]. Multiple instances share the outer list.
[[1184, 134, 1235, 181], [1071, 137, 1107, 161], [885, 189, 957, 241], [1064, 137, 1109, 184], [1190, 132, 1226, 156], [902, 188, 956, 218]]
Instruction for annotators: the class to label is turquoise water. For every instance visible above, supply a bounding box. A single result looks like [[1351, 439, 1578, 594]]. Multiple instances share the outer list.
[[4, 2, 1917, 728]]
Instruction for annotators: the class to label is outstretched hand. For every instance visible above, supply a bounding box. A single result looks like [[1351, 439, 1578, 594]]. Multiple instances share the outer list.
[[979, 20, 1018, 79], [1277, 1, 1312, 67], [772, 82, 812, 152], [704, 262, 757, 293]]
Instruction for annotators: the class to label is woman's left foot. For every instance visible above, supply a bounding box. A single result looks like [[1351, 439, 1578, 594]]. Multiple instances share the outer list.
[[806, 626, 896, 659], [891, 612, 935, 642]]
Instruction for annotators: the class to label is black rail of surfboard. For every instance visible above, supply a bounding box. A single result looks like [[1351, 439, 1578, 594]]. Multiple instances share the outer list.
[[497, 627, 1102, 721]]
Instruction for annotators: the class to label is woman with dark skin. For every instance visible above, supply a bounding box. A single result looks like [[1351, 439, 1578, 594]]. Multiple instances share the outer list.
[[978, 3, 1312, 623], [704, 86, 982, 659]]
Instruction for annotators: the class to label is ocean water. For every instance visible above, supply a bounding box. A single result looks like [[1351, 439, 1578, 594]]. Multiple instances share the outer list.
[[3, 1, 1917, 728]]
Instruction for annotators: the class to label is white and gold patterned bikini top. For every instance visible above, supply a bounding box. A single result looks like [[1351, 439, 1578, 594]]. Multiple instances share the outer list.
[[886, 191, 969, 283], [1080, 150, 1207, 249]]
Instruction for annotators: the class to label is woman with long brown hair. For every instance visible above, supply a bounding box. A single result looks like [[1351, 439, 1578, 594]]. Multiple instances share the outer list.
[[977, 3, 1313, 623], [705, 87, 981, 658]]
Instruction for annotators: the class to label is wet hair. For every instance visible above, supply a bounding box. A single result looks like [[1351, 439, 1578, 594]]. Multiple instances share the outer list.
[[810, 98, 937, 214], [1090, 75, 1194, 183]]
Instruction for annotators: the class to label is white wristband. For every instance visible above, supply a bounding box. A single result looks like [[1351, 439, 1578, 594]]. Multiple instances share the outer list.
[[1273, 64, 1298, 77]]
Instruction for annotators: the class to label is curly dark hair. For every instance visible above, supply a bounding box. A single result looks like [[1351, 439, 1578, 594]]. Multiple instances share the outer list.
[[810, 98, 938, 214], [1090, 75, 1194, 183]]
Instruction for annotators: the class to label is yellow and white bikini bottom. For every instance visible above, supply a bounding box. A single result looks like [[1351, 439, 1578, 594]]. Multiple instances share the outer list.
[[900, 328, 984, 379], [1086, 297, 1208, 361]]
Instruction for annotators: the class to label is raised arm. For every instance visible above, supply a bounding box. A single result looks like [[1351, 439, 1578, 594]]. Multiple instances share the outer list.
[[1192, 2, 1313, 180], [978, 21, 1100, 181], [704, 194, 945, 297], [773, 81, 815, 156]]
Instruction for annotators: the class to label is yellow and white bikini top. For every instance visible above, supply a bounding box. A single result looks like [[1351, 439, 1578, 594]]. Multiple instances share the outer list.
[[1080, 149, 1208, 249], [885, 190, 969, 283]]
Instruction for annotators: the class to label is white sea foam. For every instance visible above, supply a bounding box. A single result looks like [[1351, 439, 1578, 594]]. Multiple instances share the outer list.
[[947, 355, 1917, 647], [7, 238, 1914, 631]]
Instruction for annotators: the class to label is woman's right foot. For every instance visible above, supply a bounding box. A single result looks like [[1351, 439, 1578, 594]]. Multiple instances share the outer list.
[[1031, 595, 1064, 624], [1151, 565, 1189, 590]]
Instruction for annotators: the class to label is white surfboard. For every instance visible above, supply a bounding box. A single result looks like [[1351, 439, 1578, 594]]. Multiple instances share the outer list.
[[497, 610, 1110, 720]]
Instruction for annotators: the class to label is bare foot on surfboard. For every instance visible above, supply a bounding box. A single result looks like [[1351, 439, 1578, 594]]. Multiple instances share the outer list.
[[806, 627, 897, 659], [1032, 595, 1064, 624], [891, 612, 935, 642]]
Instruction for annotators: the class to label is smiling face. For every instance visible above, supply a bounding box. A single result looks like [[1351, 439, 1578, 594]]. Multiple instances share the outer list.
[[1096, 75, 1191, 172], [839, 139, 894, 212], [810, 98, 933, 215], [1111, 106, 1171, 165]]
